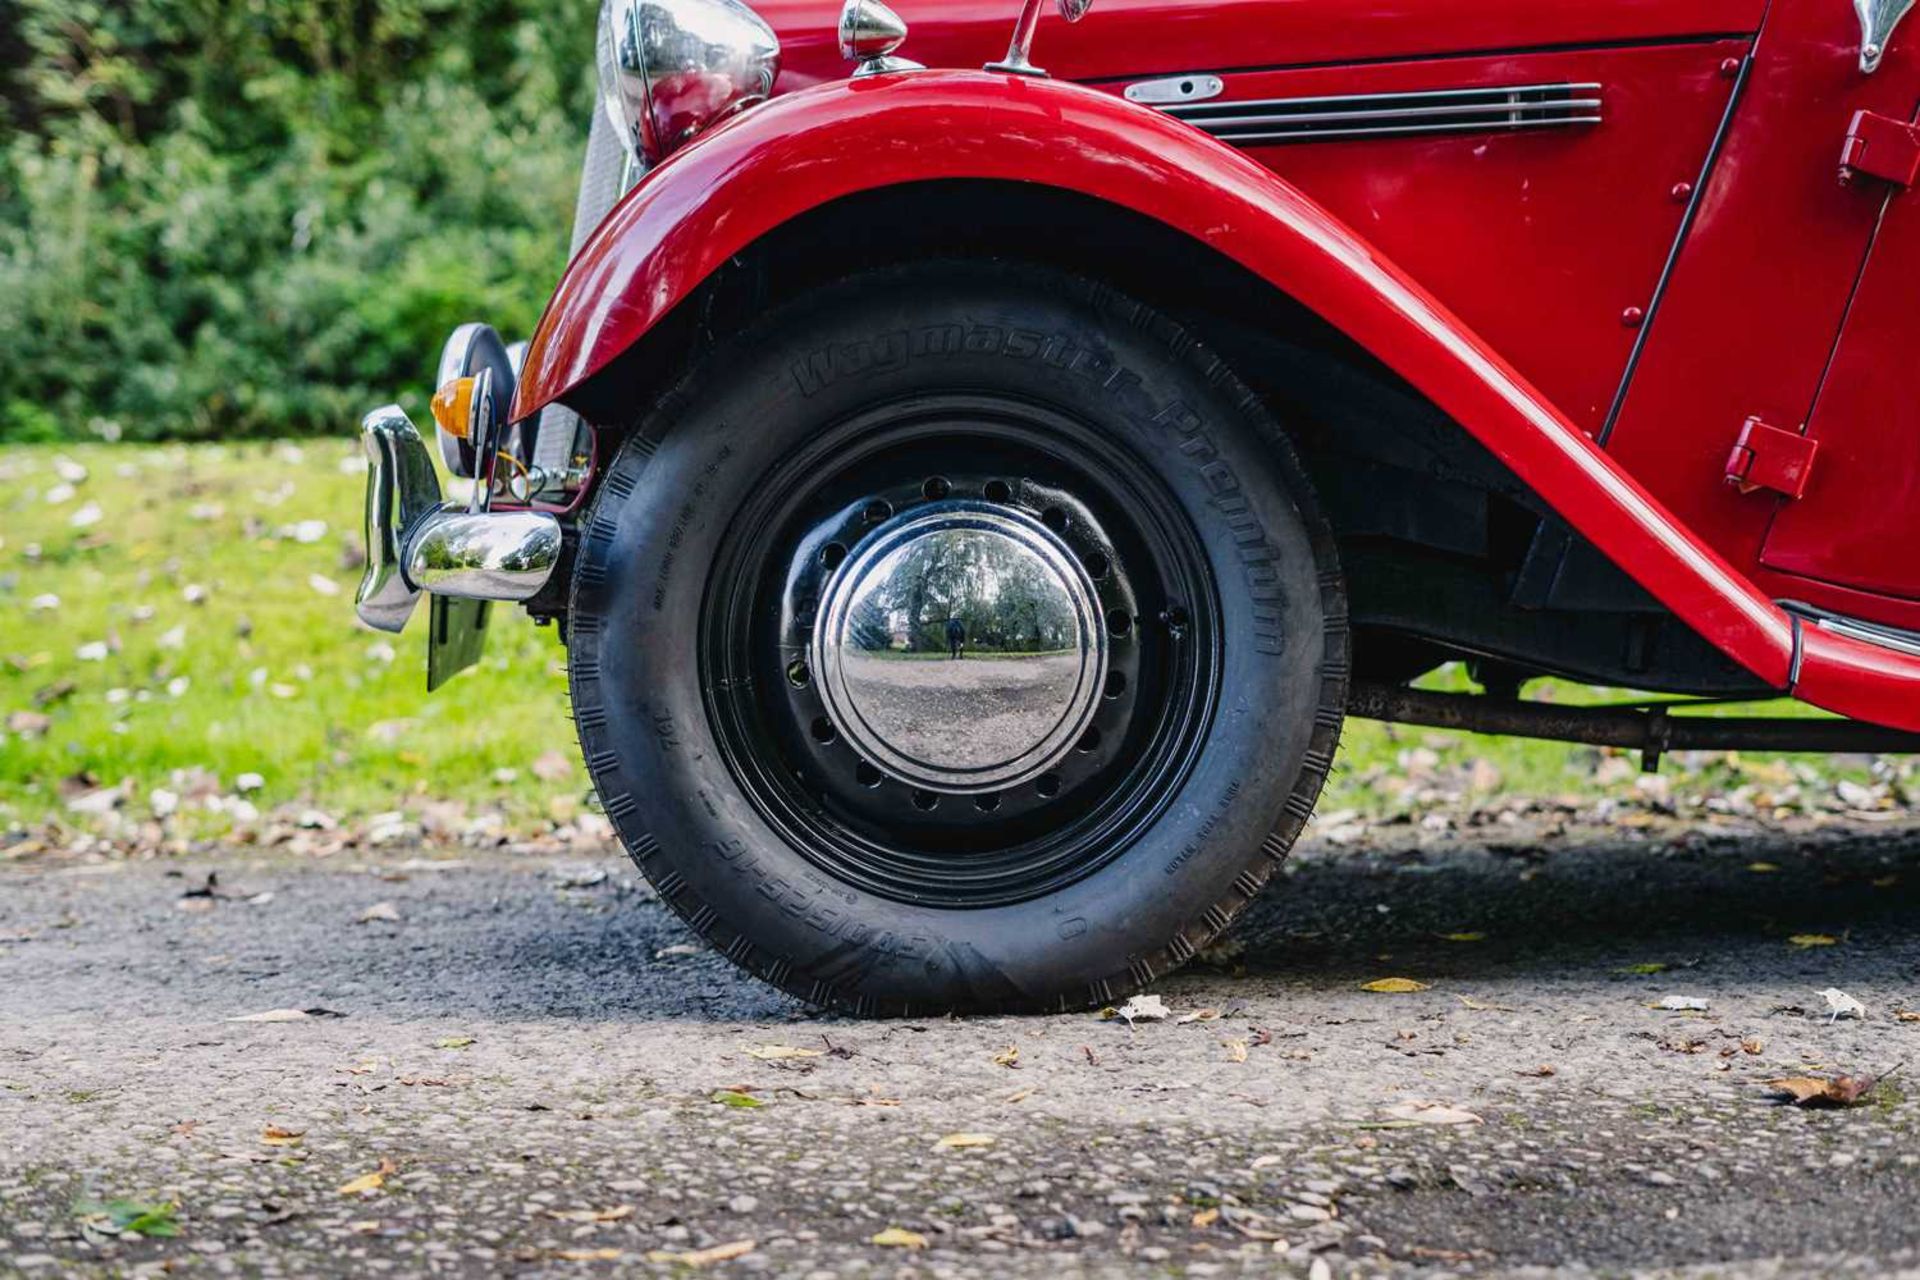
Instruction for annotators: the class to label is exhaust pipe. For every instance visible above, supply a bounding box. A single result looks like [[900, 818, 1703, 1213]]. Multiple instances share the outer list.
[[355, 405, 562, 634]]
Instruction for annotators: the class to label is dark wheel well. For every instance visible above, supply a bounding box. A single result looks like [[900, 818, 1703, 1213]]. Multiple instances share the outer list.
[[563, 179, 1764, 699]]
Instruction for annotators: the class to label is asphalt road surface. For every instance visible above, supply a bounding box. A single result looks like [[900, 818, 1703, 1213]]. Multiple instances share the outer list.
[[5, 821, 1920, 1278]]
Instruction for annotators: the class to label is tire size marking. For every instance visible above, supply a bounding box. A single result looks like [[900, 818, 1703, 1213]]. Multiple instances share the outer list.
[[651, 443, 734, 612], [1162, 778, 1242, 877], [709, 831, 941, 969]]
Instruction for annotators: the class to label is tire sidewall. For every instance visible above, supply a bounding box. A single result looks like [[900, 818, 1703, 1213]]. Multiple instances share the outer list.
[[570, 265, 1338, 1012]]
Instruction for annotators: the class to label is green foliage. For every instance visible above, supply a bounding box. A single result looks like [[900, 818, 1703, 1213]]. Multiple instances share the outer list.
[[0, 0, 595, 442]]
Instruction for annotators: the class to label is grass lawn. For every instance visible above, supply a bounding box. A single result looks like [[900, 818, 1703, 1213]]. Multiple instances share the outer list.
[[0, 442, 1899, 840]]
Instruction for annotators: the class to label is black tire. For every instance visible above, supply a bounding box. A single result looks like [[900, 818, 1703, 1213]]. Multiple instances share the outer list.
[[568, 262, 1347, 1015]]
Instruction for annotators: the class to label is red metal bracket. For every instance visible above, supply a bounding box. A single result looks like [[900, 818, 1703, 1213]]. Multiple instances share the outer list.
[[1724, 417, 1817, 499], [1840, 109, 1920, 188]]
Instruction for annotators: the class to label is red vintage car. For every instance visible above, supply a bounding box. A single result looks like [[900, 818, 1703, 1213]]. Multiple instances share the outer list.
[[356, 0, 1920, 1012]]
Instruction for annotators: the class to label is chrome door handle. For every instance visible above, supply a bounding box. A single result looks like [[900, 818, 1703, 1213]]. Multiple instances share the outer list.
[[1856, 0, 1917, 73]]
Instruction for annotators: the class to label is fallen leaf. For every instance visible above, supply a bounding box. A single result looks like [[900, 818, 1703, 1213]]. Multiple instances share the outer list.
[[260, 1125, 305, 1146], [871, 1227, 927, 1249], [1618, 963, 1669, 976], [1380, 1101, 1483, 1127], [1003, 1087, 1034, 1104], [1651, 995, 1711, 1012], [559, 1248, 624, 1261], [337, 1158, 397, 1195], [1761, 1071, 1893, 1109], [1223, 1038, 1249, 1063], [1100, 994, 1170, 1024], [1191, 1207, 1221, 1228], [227, 1008, 312, 1023], [356, 902, 401, 924], [1361, 978, 1431, 994], [1516, 1064, 1556, 1078], [743, 1044, 822, 1061], [1441, 932, 1486, 943], [1176, 1008, 1222, 1024], [1821, 988, 1868, 1021], [710, 1089, 763, 1109], [435, 1036, 475, 1049], [543, 1206, 635, 1223], [1788, 934, 1839, 948], [1895, 1010, 1920, 1023], [991, 1045, 1020, 1068], [935, 1132, 996, 1149]]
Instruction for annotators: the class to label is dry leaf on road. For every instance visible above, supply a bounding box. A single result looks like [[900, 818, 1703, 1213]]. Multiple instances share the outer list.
[[356, 902, 400, 924], [1362, 978, 1431, 994], [935, 1132, 996, 1149], [871, 1227, 928, 1249], [1223, 1038, 1249, 1063], [1100, 994, 1170, 1024], [1651, 995, 1711, 1012], [1822, 988, 1868, 1021], [1788, 934, 1839, 948], [260, 1125, 304, 1146], [542, 1206, 634, 1223], [1761, 1070, 1896, 1108], [1380, 1101, 1483, 1127], [227, 1008, 312, 1023], [992, 1045, 1020, 1067], [337, 1158, 397, 1195], [743, 1045, 821, 1061]]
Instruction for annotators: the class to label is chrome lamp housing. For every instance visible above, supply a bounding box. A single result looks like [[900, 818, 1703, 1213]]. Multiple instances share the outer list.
[[597, 0, 781, 171]]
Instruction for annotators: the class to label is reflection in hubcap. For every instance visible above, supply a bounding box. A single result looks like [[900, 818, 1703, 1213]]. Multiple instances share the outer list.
[[811, 501, 1108, 793]]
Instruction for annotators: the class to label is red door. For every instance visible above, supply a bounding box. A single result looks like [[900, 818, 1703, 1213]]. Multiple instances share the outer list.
[[1760, 100, 1920, 598]]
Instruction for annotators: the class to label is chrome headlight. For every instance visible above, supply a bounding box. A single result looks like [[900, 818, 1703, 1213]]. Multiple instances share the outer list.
[[597, 0, 780, 171]]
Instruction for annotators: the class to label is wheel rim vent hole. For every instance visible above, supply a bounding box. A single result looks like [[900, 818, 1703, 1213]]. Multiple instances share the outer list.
[[911, 789, 940, 811], [1106, 609, 1133, 638], [786, 660, 811, 689], [1036, 773, 1062, 798], [863, 500, 893, 524], [855, 762, 883, 789], [922, 476, 951, 501], [1041, 507, 1068, 533], [983, 479, 1013, 503], [1104, 671, 1127, 699], [810, 717, 838, 745], [820, 542, 848, 571]]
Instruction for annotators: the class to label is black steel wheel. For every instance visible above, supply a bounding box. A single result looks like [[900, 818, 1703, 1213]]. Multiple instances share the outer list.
[[569, 262, 1347, 1014]]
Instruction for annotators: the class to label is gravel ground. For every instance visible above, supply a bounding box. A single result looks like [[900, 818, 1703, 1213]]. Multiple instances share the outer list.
[[4, 821, 1920, 1278]]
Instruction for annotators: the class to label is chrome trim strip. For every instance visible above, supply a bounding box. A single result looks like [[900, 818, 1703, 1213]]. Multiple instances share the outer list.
[[1195, 117, 1603, 145], [1156, 81, 1603, 145], [1184, 99, 1602, 130], [1164, 82, 1601, 117]]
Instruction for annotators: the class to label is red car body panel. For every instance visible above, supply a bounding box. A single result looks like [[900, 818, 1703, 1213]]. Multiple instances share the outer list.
[[511, 0, 1920, 731], [1601, 0, 1920, 625], [512, 71, 1798, 685], [763, 0, 1770, 91]]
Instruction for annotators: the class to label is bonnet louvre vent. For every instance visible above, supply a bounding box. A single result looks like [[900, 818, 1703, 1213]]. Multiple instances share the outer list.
[[1160, 82, 1603, 145]]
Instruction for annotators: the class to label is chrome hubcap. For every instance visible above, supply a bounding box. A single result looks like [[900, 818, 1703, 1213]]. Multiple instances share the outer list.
[[811, 500, 1108, 794]]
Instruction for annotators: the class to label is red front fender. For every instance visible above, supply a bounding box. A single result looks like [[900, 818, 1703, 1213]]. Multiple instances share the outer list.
[[516, 70, 1807, 696]]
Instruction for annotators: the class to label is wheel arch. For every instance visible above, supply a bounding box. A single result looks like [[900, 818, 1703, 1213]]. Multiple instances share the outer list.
[[518, 70, 1795, 690]]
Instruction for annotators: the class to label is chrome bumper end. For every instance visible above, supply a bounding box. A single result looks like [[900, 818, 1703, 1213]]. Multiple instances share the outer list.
[[354, 405, 562, 634]]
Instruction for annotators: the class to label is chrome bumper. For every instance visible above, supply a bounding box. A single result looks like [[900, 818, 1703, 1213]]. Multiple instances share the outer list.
[[355, 405, 562, 634]]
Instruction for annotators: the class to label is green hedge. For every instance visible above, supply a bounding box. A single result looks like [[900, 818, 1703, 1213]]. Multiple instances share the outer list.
[[0, 0, 594, 442]]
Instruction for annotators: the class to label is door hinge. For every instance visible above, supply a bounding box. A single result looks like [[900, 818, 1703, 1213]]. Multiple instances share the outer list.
[[1840, 109, 1920, 188], [1724, 416, 1817, 499]]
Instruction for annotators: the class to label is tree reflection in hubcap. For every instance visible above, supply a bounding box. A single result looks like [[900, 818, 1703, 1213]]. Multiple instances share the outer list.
[[812, 501, 1107, 793]]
